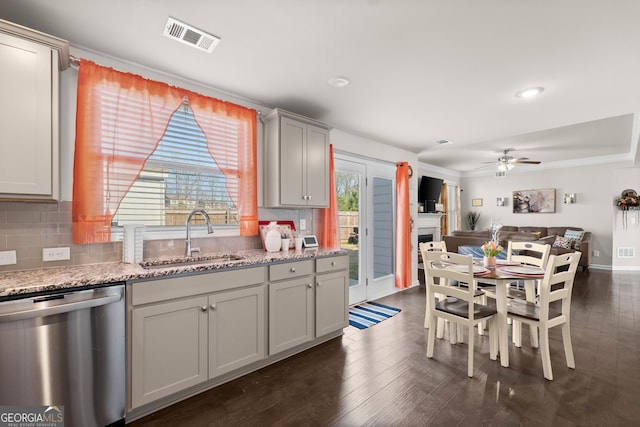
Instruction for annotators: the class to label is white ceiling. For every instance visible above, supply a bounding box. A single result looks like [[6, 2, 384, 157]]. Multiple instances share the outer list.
[[3, 0, 640, 174]]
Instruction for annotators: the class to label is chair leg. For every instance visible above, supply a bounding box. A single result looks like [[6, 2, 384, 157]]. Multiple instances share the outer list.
[[539, 327, 553, 380], [436, 318, 445, 339], [457, 323, 464, 343], [513, 319, 522, 347], [426, 315, 437, 358], [477, 295, 486, 335], [530, 325, 539, 348], [467, 324, 475, 377], [488, 317, 498, 361], [524, 280, 539, 348], [449, 321, 459, 344], [562, 322, 575, 369], [424, 295, 430, 329]]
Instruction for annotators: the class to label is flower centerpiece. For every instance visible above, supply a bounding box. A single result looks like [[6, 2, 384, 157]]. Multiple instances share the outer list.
[[481, 240, 503, 268]]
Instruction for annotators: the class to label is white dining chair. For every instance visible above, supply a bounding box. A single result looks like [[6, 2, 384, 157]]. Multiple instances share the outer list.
[[479, 241, 551, 346], [506, 252, 581, 380], [506, 241, 551, 348], [420, 241, 461, 343], [424, 251, 498, 377]]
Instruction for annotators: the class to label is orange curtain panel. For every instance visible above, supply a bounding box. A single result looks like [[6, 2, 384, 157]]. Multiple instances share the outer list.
[[441, 182, 448, 235], [318, 144, 340, 248], [72, 59, 257, 243], [395, 162, 411, 288]]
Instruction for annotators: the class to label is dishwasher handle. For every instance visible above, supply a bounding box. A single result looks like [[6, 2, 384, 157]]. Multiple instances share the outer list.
[[0, 286, 123, 322]]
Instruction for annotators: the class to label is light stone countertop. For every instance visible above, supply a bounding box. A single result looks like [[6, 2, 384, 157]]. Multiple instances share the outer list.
[[0, 248, 347, 300]]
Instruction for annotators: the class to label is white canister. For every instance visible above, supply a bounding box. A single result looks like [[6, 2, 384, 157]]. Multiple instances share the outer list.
[[281, 238, 290, 251], [264, 222, 282, 252]]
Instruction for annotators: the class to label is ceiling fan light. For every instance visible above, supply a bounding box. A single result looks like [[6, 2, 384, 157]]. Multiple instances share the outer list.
[[506, 163, 515, 170], [497, 162, 507, 171]]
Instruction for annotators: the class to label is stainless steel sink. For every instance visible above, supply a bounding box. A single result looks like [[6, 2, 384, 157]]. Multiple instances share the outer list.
[[139, 254, 246, 270]]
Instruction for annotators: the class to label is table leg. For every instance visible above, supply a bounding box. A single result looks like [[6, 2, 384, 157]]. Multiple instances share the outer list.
[[495, 281, 510, 367]]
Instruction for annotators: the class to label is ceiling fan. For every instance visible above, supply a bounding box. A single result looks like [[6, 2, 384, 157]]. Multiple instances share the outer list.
[[485, 149, 541, 175]]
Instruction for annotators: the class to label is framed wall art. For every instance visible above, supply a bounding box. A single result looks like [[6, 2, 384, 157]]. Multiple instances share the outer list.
[[512, 188, 555, 213], [472, 198, 483, 207]]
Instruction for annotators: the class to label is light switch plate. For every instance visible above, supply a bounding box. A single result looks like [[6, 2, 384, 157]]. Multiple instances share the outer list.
[[300, 219, 306, 230]]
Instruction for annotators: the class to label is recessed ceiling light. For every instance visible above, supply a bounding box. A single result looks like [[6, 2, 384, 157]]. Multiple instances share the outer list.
[[516, 86, 545, 98], [328, 76, 350, 88], [435, 139, 453, 145]]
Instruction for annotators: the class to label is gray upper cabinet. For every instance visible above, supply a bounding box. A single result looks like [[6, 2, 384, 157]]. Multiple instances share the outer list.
[[0, 20, 69, 200], [263, 109, 330, 208]]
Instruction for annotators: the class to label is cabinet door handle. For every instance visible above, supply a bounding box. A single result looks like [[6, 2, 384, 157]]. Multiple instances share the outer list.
[[331, 261, 336, 266], [210, 304, 216, 310], [201, 306, 208, 312], [317, 282, 321, 287], [290, 267, 296, 273], [307, 283, 313, 288]]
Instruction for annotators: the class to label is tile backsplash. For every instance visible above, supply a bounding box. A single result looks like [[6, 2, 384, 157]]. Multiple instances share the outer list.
[[0, 201, 314, 272], [0, 201, 121, 272]]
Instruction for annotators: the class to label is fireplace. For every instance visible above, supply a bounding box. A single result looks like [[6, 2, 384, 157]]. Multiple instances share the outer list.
[[418, 233, 434, 245]]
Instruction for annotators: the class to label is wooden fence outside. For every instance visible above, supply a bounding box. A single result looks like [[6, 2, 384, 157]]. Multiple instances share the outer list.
[[339, 211, 359, 242]]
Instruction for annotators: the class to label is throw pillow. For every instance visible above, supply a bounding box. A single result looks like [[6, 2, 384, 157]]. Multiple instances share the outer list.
[[564, 229, 585, 250], [552, 235, 573, 249]]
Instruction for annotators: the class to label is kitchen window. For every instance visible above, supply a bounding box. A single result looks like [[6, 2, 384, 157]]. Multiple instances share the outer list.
[[72, 60, 258, 244]]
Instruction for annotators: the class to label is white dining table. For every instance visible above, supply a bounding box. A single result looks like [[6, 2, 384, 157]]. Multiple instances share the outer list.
[[472, 262, 545, 367]]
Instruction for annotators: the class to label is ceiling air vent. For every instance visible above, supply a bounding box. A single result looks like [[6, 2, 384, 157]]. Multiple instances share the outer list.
[[163, 17, 220, 53]]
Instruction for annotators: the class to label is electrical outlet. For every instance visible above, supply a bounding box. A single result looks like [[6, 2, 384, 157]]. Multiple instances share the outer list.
[[593, 250, 600, 257], [43, 247, 71, 262], [299, 219, 306, 230], [0, 250, 17, 266]]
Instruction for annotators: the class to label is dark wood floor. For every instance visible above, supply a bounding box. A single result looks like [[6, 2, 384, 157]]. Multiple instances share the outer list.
[[130, 269, 640, 426]]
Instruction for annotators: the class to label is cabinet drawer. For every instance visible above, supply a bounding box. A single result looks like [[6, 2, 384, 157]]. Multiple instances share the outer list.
[[131, 266, 266, 305], [316, 255, 348, 273], [269, 260, 313, 281]]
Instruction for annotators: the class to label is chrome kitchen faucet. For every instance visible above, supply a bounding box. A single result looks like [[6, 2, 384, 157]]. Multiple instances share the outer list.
[[185, 209, 214, 257]]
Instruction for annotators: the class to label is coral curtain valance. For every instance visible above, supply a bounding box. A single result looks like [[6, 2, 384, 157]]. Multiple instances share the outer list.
[[72, 59, 257, 243], [395, 162, 411, 288]]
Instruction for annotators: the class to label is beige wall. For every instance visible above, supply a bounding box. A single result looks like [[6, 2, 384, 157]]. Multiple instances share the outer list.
[[612, 167, 640, 269], [456, 162, 631, 269]]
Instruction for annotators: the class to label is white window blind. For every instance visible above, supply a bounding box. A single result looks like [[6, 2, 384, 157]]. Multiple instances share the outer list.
[[111, 99, 240, 228]]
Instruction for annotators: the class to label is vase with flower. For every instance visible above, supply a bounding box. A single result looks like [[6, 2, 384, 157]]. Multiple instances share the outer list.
[[481, 240, 503, 268]]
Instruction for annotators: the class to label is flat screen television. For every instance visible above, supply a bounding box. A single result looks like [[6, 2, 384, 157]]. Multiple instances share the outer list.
[[419, 176, 443, 213]]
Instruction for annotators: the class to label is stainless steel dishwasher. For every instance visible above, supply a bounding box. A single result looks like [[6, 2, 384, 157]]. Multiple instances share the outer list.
[[0, 284, 125, 427]]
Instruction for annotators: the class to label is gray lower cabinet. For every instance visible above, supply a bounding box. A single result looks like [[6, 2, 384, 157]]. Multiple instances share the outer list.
[[208, 286, 265, 377], [268, 260, 315, 355], [128, 255, 348, 416], [316, 255, 349, 336], [129, 267, 266, 409], [131, 295, 209, 408], [269, 255, 349, 355]]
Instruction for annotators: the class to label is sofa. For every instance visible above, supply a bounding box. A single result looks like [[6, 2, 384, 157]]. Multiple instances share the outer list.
[[442, 226, 591, 271]]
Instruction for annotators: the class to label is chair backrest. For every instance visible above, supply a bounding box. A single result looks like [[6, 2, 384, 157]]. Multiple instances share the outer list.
[[423, 251, 477, 312], [507, 241, 551, 268], [537, 252, 581, 321], [419, 240, 447, 253]]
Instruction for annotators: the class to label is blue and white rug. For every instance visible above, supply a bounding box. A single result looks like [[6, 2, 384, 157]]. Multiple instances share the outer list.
[[348, 302, 401, 330]]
